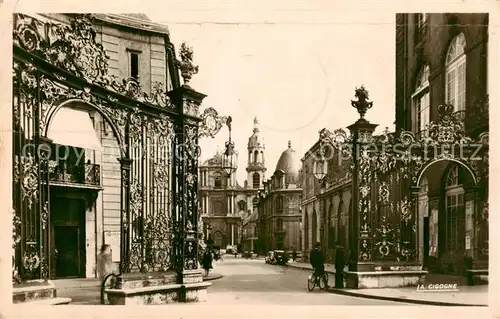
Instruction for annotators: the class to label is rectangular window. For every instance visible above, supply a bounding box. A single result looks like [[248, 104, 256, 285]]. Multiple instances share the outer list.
[[457, 62, 466, 111], [446, 193, 465, 251], [413, 91, 430, 134], [130, 52, 139, 79]]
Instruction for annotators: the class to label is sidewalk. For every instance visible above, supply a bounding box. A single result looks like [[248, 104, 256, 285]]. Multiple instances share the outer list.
[[286, 261, 488, 306]]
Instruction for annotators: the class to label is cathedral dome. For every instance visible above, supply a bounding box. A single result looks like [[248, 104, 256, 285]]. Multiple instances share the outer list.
[[275, 141, 300, 184]]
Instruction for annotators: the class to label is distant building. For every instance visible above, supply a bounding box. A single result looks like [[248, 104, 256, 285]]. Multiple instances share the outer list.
[[300, 130, 351, 263], [257, 141, 302, 254], [199, 118, 266, 250]]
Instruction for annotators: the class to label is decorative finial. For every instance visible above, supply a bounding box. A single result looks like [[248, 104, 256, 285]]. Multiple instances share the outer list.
[[254, 117, 259, 125], [177, 42, 199, 86], [351, 85, 373, 119], [288, 140, 292, 148], [437, 103, 454, 119], [226, 116, 232, 130]]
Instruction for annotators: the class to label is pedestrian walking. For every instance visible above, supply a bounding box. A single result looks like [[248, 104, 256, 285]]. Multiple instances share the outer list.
[[291, 248, 297, 262], [334, 242, 345, 288], [97, 244, 113, 281], [202, 249, 213, 276]]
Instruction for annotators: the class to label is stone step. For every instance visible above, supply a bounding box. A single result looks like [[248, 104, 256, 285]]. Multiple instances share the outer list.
[[24, 297, 72, 305], [13, 280, 57, 303]]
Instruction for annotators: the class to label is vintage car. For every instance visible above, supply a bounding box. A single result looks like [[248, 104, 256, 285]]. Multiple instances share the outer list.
[[273, 250, 289, 265]]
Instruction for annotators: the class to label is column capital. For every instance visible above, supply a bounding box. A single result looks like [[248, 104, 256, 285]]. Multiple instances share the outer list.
[[167, 85, 207, 117], [118, 157, 133, 168]]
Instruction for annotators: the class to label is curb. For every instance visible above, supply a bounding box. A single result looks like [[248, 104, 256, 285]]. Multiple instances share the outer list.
[[203, 274, 223, 281], [326, 287, 487, 307], [287, 264, 486, 307], [286, 263, 337, 275]]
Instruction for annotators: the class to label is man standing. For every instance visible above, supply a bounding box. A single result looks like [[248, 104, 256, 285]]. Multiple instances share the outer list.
[[309, 242, 325, 278], [334, 241, 345, 288]]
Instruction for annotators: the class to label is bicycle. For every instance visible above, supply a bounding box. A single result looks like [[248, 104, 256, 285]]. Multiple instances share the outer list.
[[307, 270, 328, 291]]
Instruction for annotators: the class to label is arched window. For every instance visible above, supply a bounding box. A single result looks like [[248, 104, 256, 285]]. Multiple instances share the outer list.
[[445, 33, 466, 113], [252, 173, 260, 189], [444, 165, 465, 252], [254, 150, 259, 163], [412, 65, 430, 135]]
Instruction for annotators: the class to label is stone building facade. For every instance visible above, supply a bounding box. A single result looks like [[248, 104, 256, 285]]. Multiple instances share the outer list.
[[257, 141, 302, 255], [300, 130, 352, 263], [13, 13, 176, 280], [199, 118, 266, 250]]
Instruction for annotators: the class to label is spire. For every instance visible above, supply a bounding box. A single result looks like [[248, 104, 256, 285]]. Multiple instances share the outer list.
[[253, 117, 260, 133]]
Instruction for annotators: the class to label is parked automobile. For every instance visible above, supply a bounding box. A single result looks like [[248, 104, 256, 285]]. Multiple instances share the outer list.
[[226, 245, 235, 254], [242, 251, 252, 259], [265, 251, 275, 264], [273, 250, 289, 265]]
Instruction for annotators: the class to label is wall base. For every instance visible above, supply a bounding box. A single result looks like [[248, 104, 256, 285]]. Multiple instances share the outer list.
[[13, 279, 71, 305], [105, 270, 211, 305], [345, 270, 428, 289]]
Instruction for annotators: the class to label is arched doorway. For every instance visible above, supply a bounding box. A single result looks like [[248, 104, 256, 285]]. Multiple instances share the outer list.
[[213, 231, 224, 249], [418, 160, 476, 274], [45, 101, 123, 279]]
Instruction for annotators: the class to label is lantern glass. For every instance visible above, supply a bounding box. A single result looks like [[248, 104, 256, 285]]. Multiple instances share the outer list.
[[313, 159, 328, 180], [222, 141, 238, 176]]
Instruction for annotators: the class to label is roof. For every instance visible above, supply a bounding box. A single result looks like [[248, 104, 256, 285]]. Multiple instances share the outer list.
[[93, 13, 170, 35], [275, 140, 300, 184]]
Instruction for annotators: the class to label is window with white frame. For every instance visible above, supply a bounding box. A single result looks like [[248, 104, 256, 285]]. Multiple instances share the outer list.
[[445, 33, 466, 113], [412, 65, 430, 134], [445, 165, 465, 251]]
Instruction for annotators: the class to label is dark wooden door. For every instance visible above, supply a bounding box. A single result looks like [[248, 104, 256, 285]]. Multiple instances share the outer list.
[[55, 226, 80, 278], [50, 195, 86, 279]]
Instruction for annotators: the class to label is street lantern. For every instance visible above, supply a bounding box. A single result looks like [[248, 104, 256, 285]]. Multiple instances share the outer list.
[[313, 158, 328, 181], [222, 116, 238, 176]]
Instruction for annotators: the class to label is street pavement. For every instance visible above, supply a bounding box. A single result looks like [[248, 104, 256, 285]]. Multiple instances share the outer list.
[[206, 255, 411, 305], [55, 255, 412, 305]]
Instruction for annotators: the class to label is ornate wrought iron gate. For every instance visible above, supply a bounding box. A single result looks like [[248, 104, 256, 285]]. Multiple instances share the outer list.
[[318, 87, 488, 270], [12, 13, 227, 283]]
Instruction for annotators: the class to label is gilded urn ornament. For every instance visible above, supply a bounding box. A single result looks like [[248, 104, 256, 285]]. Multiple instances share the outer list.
[[177, 42, 199, 86], [351, 85, 373, 119]]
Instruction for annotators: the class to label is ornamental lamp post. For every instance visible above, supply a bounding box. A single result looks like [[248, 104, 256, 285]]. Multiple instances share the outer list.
[[221, 116, 238, 177]]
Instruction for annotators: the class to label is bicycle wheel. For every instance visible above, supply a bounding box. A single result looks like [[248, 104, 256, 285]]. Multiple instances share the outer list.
[[307, 276, 316, 291], [318, 274, 327, 290]]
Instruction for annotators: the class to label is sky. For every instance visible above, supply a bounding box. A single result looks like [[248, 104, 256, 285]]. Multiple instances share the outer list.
[[147, 10, 396, 185]]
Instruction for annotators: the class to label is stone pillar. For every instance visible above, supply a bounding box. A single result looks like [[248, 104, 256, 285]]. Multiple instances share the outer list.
[[231, 224, 235, 246]]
